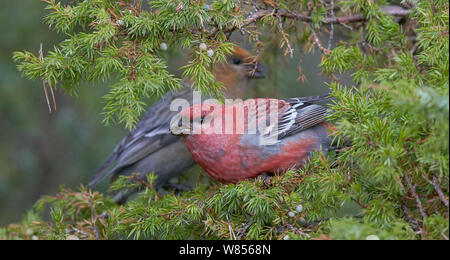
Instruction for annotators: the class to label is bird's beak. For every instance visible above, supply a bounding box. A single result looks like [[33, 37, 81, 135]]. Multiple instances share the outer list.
[[245, 62, 267, 79], [170, 127, 184, 136], [170, 116, 190, 136]]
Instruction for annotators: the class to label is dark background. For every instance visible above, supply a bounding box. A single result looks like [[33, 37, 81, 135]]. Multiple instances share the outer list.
[[0, 0, 348, 225]]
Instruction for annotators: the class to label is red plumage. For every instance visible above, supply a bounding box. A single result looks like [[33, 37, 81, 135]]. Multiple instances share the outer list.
[[171, 96, 332, 183]]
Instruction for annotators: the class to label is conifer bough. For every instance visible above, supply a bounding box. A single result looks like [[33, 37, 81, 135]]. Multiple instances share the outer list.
[[13, 0, 411, 129], [6, 0, 449, 240]]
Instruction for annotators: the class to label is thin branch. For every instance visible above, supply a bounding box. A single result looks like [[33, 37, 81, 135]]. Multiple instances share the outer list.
[[69, 227, 90, 237], [424, 175, 449, 208], [226, 215, 237, 240], [41, 80, 52, 113], [39, 43, 53, 113], [49, 83, 56, 112], [351, 197, 369, 209], [130, 175, 155, 191], [310, 24, 331, 54], [238, 5, 411, 30], [328, 0, 335, 50], [403, 172, 427, 220], [297, 51, 306, 82], [402, 203, 422, 233], [90, 206, 100, 240], [275, 11, 294, 58]]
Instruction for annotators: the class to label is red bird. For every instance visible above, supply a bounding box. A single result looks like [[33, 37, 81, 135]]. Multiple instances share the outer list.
[[170, 95, 331, 183]]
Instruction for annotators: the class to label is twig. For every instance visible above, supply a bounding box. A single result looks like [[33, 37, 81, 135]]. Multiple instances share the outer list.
[[424, 175, 449, 208], [403, 172, 427, 220], [70, 227, 90, 237], [227, 216, 237, 240], [286, 224, 310, 238], [298, 217, 331, 227], [310, 24, 331, 54], [130, 175, 154, 190], [236, 5, 411, 30], [49, 83, 56, 111], [91, 206, 100, 240], [39, 43, 55, 113], [41, 80, 52, 113], [360, 22, 369, 54], [328, 0, 335, 50], [236, 221, 252, 239], [402, 204, 414, 224], [251, 0, 258, 12], [275, 11, 294, 58], [351, 197, 369, 209], [296, 51, 306, 82]]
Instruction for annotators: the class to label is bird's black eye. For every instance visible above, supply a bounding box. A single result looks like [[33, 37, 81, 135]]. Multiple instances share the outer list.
[[232, 57, 242, 65]]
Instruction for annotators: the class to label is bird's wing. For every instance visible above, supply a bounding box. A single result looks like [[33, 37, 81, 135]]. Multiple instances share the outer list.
[[246, 95, 329, 144], [89, 87, 194, 186], [276, 95, 330, 139]]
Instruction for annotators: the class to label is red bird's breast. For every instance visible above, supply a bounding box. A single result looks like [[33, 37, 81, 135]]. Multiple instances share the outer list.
[[183, 122, 330, 183]]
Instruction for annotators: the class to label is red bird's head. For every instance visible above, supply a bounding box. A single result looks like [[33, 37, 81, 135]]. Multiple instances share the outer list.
[[170, 98, 286, 137], [170, 103, 225, 136]]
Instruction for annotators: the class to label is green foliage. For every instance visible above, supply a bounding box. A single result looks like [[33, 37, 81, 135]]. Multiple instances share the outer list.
[[320, 217, 416, 240], [6, 0, 449, 240], [13, 0, 242, 129]]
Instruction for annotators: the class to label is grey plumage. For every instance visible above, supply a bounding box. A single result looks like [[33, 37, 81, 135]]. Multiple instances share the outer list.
[[89, 86, 200, 203]]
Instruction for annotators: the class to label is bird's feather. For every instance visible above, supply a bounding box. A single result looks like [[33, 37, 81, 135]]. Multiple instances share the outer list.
[[265, 95, 330, 140], [277, 95, 329, 139]]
